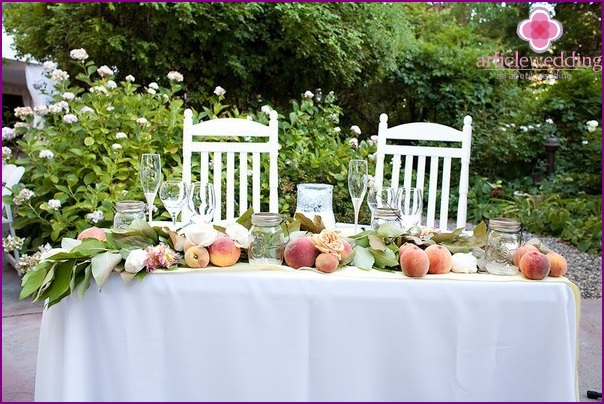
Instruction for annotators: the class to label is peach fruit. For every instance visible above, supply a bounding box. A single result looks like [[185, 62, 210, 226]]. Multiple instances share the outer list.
[[77, 226, 107, 241], [398, 242, 420, 257], [546, 251, 568, 277], [208, 237, 241, 267], [315, 253, 339, 273], [340, 239, 354, 265], [425, 244, 453, 274], [184, 245, 210, 268], [513, 244, 539, 267], [519, 250, 551, 280], [284, 237, 319, 269], [400, 247, 430, 278]]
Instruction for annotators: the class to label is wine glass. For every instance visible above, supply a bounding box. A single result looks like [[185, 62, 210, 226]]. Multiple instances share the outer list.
[[188, 182, 216, 224], [396, 187, 423, 232], [159, 181, 186, 227], [367, 186, 397, 216], [140, 154, 162, 222], [348, 159, 368, 234]]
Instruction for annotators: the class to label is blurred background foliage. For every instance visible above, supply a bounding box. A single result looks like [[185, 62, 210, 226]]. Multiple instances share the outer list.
[[3, 2, 601, 253]]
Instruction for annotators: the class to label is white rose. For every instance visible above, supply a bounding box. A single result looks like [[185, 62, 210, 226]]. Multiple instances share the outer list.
[[225, 223, 251, 249], [450, 252, 478, 273], [125, 249, 148, 273], [184, 224, 218, 247]]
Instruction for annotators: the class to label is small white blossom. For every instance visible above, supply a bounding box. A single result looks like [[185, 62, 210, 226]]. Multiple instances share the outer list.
[[370, 135, 378, 144], [330, 113, 338, 122], [333, 126, 341, 133], [90, 86, 108, 95], [545, 118, 554, 124], [3, 147, 12, 159], [62, 92, 75, 101], [519, 126, 528, 132], [261, 105, 272, 114], [3, 127, 16, 141], [586, 120, 599, 132], [13, 188, 35, 206], [14, 107, 34, 119], [350, 125, 361, 136], [368, 153, 377, 162], [86, 210, 105, 224], [106, 80, 117, 90], [48, 101, 69, 114], [304, 90, 314, 99], [106, 106, 115, 112], [528, 125, 534, 130], [39, 149, 55, 159], [48, 199, 61, 210], [42, 61, 58, 72], [116, 132, 127, 139], [136, 117, 148, 126], [69, 48, 89, 61], [125, 75, 135, 82], [348, 138, 359, 149], [34, 105, 48, 116], [80, 106, 94, 114], [63, 114, 78, 124], [149, 82, 159, 90], [50, 69, 69, 81], [582, 140, 589, 145], [214, 86, 226, 96], [500, 127, 507, 132], [167, 71, 184, 82], [3, 235, 24, 253], [147, 88, 156, 95], [125, 249, 148, 273], [14, 122, 29, 129], [111, 143, 122, 150], [225, 223, 251, 249], [97, 65, 113, 77]]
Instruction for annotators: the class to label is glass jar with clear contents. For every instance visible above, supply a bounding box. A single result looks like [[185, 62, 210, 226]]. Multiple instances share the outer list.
[[249, 213, 285, 265], [485, 218, 522, 275], [371, 207, 403, 230], [113, 200, 146, 229]]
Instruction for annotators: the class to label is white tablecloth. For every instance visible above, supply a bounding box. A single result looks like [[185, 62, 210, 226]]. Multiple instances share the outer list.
[[35, 266, 580, 402]]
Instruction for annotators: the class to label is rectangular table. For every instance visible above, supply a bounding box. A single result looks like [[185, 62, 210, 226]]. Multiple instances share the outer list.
[[35, 265, 580, 401]]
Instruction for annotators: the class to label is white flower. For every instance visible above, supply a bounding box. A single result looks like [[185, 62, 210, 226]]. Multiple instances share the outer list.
[[147, 88, 156, 95], [42, 61, 58, 72], [39, 149, 54, 159], [184, 224, 218, 247], [63, 114, 78, 124], [225, 223, 251, 249], [124, 249, 148, 273], [14, 122, 29, 128], [34, 105, 48, 116], [136, 117, 148, 126], [80, 106, 94, 114], [304, 90, 314, 99], [334, 126, 341, 133], [519, 126, 528, 132], [90, 86, 108, 95], [261, 105, 272, 114], [116, 132, 127, 139], [370, 135, 378, 144], [3, 127, 16, 141], [86, 210, 104, 224], [167, 71, 184, 82], [3, 147, 12, 159], [111, 143, 122, 150], [350, 125, 361, 136], [69, 48, 89, 61], [48, 101, 69, 114], [62, 92, 75, 101], [214, 86, 226, 96], [149, 82, 159, 90], [368, 153, 377, 162], [586, 120, 599, 132], [528, 125, 534, 129], [106, 80, 117, 90], [545, 118, 554, 124], [14, 106, 34, 119], [450, 252, 478, 273], [13, 188, 35, 206], [500, 127, 507, 132], [125, 75, 135, 82], [348, 138, 358, 149], [106, 106, 115, 112], [97, 65, 113, 77], [582, 140, 589, 145], [50, 69, 69, 81], [48, 199, 61, 210]]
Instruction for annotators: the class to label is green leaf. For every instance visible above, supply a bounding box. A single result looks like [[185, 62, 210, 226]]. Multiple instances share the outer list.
[[91, 252, 123, 288], [371, 247, 399, 268], [235, 207, 254, 229], [84, 137, 95, 146], [377, 223, 405, 238], [368, 234, 387, 251], [47, 260, 75, 302], [71, 238, 108, 256], [77, 265, 92, 300], [352, 246, 374, 270], [19, 264, 50, 300]]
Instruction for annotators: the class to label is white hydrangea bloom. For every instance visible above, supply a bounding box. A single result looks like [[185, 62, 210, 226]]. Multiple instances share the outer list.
[[116, 132, 127, 139], [97, 65, 113, 77], [39, 150, 54, 159], [80, 106, 94, 114], [62, 92, 75, 101], [350, 125, 361, 136], [304, 90, 314, 99], [63, 114, 78, 124], [3, 146, 12, 158], [545, 118, 554, 124], [112, 143, 122, 150], [2, 127, 16, 141], [86, 210, 105, 224], [69, 48, 89, 61], [261, 105, 272, 114], [34, 105, 48, 116], [90, 86, 108, 95], [214, 86, 226, 96], [147, 88, 156, 95], [136, 117, 148, 126], [149, 82, 159, 90], [42, 61, 58, 72], [333, 126, 341, 133], [125, 75, 135, 82], [14, 107, 34, 119], [586, 120, 599, 132], [167, 71, 184, 82], [48, 101, 69, 114], [13, 188, 35, 205], [348, 138, 359, 149], [48, 199, 61, 210], [106, 80, 117, 90], [50, 69, 69, 81]]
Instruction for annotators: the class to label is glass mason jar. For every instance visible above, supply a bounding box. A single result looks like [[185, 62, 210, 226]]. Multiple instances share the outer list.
[[485, 218, 522, 275], [248, 213, 285, 265], [371, 207, 403, 230], [113, 200, 146, 229]]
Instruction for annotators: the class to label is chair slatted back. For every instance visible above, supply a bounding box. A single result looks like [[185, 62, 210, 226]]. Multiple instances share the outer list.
[[182, 110, 279, 223], [374, 114, 473, 231]]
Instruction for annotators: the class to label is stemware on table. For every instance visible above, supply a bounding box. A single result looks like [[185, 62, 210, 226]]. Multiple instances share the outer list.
[[187, 182, 216, 225], [396, 187, 423, 231], [367, 186, 397, 223], [347, 159, 368, 234], [140, 153, 162, 222], [159, 181, 187, 227]]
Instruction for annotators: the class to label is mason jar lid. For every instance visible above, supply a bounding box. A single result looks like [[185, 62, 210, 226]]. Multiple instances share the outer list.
[[374, 207, 400, 219], [116, 200, 146, 213], [251, 212, 282, 226], [488, 217, 521, 232]]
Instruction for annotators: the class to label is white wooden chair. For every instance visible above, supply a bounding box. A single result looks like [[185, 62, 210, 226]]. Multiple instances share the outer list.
[[2, 164, 26, 268], [182, 109, 280, 223], [373, 114, 473, 231]]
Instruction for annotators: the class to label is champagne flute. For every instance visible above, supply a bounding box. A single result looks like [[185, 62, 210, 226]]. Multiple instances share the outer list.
[[348, 159, 368, 234], [140, 154, 162, 222], [159, 181, 186, 227], [188, 182, 216, 224]]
